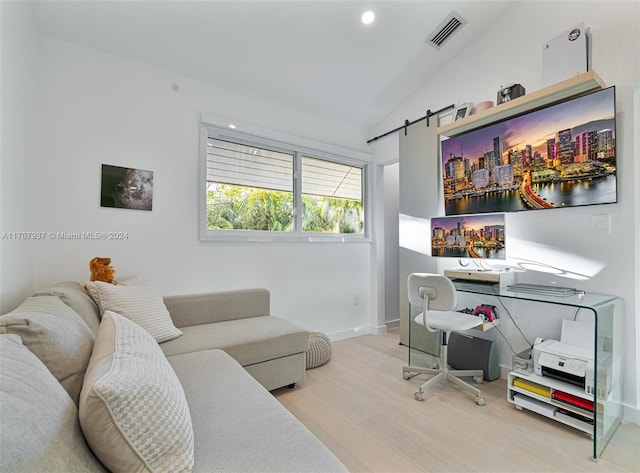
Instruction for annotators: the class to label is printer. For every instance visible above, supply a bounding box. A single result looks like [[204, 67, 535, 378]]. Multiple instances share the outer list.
[[533, 339, 611, 398]]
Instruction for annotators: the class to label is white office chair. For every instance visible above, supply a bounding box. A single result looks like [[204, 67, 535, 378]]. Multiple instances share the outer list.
[[402, 273, 486, 406]]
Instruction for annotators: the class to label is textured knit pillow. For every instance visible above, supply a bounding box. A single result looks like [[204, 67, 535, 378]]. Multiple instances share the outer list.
[[79, 310, 194, 473], [85, 280, 182, 343], [0, 296, 95, 405], [0, 334, 105, 472]]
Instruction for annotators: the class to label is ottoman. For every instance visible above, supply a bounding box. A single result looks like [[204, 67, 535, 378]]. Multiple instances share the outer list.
[[306, 332, 332, 369]]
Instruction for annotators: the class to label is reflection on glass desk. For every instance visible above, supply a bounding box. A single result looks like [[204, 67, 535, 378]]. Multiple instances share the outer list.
[[414, 278, 624, 461], [450, 279, 619, 309]]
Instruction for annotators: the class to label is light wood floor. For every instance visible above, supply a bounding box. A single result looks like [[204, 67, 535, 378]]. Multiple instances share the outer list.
[[273, 330, 640, 473]]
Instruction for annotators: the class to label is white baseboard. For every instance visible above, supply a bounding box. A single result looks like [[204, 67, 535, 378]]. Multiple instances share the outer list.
[[385, 318, 400, 329], [499, 364, 511, 380], [371, 324, 389, 335], [327, 324, 387, 342], [624, 405, 640, 425]]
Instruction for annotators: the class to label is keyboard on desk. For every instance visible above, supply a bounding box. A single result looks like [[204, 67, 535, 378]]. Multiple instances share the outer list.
[[506, 283, 577, 296]]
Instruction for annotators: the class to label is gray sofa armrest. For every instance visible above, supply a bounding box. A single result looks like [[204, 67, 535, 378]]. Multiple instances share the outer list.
[[164, 288, 270, 328]]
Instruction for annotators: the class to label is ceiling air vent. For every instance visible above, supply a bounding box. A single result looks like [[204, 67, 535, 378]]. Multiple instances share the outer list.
[[426, 11, 467, 50]]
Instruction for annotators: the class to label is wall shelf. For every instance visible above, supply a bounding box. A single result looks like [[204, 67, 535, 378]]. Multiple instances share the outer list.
[[473, 318, 500, 332], [437, 71, 606, 137]]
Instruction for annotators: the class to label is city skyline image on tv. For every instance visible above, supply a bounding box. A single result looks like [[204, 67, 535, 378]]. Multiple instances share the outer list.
[[431, 214, 506, 259], [441, 86, 616, 216]]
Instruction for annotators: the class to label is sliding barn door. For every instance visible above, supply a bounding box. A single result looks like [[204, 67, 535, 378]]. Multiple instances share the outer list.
[[399, 121, 440, 358]]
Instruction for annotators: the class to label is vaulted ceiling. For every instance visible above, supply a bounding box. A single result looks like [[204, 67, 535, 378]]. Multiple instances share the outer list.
[[31, 1, 513, 130]]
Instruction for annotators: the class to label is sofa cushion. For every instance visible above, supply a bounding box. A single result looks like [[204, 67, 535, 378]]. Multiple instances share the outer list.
[[164, 288, 270, 327], [160, 315, 309, 366], [0, 296, 95, 405], [0, 334, 105, 473], [85, 280, 182, 343], [167, 349, 347, 473], [33, 281, 101, 335], [79, 310, 194, 473]]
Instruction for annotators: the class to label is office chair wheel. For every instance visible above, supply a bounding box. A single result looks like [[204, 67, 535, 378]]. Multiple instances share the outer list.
[[474, 376, 483, 384], [414, 392, 425, 401], [476, 397, 486, 406]]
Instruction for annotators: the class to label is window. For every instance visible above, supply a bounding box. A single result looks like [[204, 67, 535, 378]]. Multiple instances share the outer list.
[[202, 127, 367, 241], [301, 156, 363, 234], [206, 139, 295, 232]]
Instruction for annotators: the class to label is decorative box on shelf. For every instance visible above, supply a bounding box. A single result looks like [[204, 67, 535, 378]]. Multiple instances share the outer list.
[[512, 348, 533, 374]]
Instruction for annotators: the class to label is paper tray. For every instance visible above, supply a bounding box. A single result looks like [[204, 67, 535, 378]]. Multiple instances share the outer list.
[[513, 393, 558, 417]]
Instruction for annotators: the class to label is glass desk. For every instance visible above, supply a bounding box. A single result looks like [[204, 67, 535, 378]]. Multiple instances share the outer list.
[[407, 279, 624, 461]]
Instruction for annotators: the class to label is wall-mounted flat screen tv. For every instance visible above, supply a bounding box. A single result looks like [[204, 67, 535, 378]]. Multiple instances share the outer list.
[[431, 213, 506, 259], [441, 86, 616, 216]]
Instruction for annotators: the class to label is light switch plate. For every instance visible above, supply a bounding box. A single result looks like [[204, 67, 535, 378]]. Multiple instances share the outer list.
[[591, 214, 611, 235]]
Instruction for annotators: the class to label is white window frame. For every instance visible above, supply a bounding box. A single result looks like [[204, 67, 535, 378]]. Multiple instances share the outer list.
[[200, 117, 371, 243]]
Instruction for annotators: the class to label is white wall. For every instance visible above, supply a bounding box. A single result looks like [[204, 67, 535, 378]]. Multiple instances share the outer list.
[[0, 1, 39, 312], [383, 162, 399, 323], [371, 134, 400, 327], [2, 34, 376, 339], [372, 1, 640, 416]]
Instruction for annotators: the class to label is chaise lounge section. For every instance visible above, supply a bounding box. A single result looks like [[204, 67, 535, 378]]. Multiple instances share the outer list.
[[162, 288, 308, 391], [0, 281, 346, 472]]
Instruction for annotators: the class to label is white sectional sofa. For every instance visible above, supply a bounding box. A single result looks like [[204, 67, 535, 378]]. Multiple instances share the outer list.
[[0, 281, 347, 473]]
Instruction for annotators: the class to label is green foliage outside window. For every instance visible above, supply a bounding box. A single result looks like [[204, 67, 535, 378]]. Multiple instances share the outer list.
[[207, 184, 363, 233], [301, 195, 362, 233], [207, 185, 293, 232]]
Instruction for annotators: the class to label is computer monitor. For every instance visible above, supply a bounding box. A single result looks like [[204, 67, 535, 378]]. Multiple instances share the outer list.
[[431, 213, 506, 260]]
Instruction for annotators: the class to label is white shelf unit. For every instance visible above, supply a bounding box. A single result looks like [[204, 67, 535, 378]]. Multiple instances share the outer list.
[[507, 371, 596, 437]]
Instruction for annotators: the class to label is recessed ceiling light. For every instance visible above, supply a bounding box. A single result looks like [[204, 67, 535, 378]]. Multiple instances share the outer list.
[[229, 124, 237, 129], [361, 10, 375, 25]]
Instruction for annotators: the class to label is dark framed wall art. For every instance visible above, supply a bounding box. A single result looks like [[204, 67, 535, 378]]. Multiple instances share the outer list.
[[101, 164, 154, 211]]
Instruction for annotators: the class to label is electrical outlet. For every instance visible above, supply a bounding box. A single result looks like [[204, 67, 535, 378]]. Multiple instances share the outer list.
[[352, 292, 361, 306]]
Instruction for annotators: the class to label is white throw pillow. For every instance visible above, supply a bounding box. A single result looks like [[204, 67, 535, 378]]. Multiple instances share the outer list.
[[79, 310, 194, 473], [85, 280, 182, 343]]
